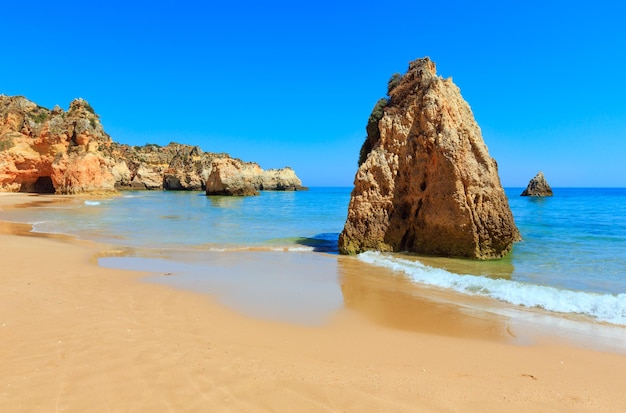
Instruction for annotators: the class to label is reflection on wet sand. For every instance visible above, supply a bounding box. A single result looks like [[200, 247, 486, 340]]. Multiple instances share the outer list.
[[397, 252, 516, 280], [0, 193, 95, 211], [0, 220, 33, 236], [338, 255, 626, 353], [0, 220, 74, 242], [337, 255, 513, 341], [101, 250, 345, 326], [3, 193, 623, 356]]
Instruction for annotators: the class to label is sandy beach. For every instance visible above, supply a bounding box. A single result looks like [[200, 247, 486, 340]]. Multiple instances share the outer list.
[[1, 193, 625, 412]]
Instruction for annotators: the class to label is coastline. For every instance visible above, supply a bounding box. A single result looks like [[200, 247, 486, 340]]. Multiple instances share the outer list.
[[1, 193, 625, 412]]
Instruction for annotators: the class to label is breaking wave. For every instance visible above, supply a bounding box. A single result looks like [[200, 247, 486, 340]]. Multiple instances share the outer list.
[[358, 251, 626, 326]]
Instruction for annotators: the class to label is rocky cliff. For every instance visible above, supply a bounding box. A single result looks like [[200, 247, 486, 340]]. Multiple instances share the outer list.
[[339, 58, 520, 259], [0, 95, 304, 194], [0, 95, 116, 193], [103, 142, 223, 191], [521, 171, 553, 196]]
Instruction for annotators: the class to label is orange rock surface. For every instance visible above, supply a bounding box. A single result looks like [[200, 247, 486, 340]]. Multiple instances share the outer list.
[[0, 95, 304, 194], [339, 58, 520, 259]]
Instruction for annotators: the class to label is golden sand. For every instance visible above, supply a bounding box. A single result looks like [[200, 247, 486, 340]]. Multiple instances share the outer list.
[[1, 193, 625, 412]]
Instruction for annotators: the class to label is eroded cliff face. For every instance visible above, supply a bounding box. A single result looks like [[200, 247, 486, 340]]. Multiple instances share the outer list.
[[103, 142, 221, 191], [0, 95, 116, 193], [205, 159, 304, 196], [0, 95, 304, 194], [206, 158, 264, 196], [339, 58, 520, 259]]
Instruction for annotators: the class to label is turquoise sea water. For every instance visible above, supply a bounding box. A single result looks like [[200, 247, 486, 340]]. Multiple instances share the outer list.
[[1, 187, 625, 326]]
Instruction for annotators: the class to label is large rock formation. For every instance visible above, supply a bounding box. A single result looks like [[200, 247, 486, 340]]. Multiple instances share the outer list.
[[521, 171, 553, 196], [0, 95, 304, 194], [0, 95, 117, 193], [103, 142, 220, 191], [339, 58, 520, 259]]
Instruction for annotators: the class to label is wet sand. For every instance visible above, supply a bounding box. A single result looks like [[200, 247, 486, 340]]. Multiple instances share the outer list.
[[1, 193, 625, 412]]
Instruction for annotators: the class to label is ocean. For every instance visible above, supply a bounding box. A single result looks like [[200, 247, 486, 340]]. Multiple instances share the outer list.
[[1, 187, 625, 331]]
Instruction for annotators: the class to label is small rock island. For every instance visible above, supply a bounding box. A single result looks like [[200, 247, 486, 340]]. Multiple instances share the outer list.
[[521, 172, 553, 197], [205, 157, 303, 196], [339, 57, 520, 259]]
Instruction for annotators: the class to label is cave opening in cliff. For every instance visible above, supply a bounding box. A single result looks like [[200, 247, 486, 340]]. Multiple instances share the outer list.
[[31, 176, 56, 194]]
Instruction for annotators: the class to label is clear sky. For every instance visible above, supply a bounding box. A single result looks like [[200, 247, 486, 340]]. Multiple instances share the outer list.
[[2, 1, 625, 187]]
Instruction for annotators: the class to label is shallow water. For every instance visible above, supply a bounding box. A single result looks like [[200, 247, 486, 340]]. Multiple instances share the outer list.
[[1, 187, 625, 328], [101, 250, 344, 326]]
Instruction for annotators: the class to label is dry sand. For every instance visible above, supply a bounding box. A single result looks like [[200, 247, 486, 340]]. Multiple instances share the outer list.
[[1, 193, 625, 412]]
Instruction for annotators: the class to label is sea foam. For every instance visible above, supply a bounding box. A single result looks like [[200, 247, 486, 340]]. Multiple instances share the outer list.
[[358, 251, 626, 326]]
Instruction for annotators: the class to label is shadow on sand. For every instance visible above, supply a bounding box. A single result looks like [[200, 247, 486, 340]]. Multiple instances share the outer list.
[[294, 232, 340, 253]]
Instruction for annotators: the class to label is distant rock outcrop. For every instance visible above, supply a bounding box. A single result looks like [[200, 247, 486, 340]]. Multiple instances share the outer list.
[[205, 158, 304, 196], [206, 158, 265, 196], [103, 142, 221, 191], [339, 58, 520, 259], [257, 167, 303, 191], [521, 172, 553, 196], [0, 95, 304, 194]]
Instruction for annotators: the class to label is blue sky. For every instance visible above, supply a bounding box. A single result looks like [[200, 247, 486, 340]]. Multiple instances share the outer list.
[[2, 1, 625, 187]]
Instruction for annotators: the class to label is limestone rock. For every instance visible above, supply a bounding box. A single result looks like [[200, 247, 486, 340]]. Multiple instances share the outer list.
[[0, 95, 115, 194], [339, 58, 520, 259], [205, 159, 305, 196], [162, 145, 210, 190], [106, 142, 200, 191], [0, 95, 305, 194], [130, 166, 162, 190], [257, 167, 304, 191], [51, 152, 116, 194], [110, 160, 132, 187], [521, 171, 553, 196], [206, 158, 262, 196]]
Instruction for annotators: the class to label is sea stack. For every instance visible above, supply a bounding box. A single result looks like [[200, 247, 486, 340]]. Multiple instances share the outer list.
[[338, 57, 521, 259], [205, 158, 305, 196], [205, 158, 263, 196], [521, 171, 553, 196]]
